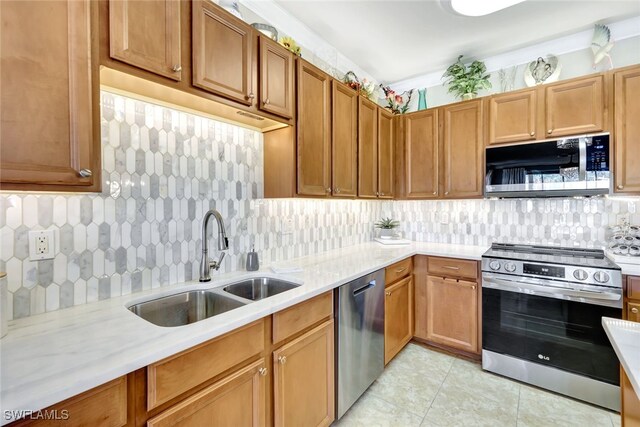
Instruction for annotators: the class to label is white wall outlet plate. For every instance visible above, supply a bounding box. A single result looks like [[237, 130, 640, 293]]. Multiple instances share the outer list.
[[281, 218, 294, 235], [28, 230, 56, 261]]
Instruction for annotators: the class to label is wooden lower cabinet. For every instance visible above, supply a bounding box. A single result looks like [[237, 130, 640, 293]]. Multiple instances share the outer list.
[[423, 275, 479, 354], [384, 275, 413, 364], [622, 368, 640, 427], [147, 359, 266, 427], [273, 320, 335, 427]]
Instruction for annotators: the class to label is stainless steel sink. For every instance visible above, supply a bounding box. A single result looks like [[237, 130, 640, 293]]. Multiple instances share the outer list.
[[223, 277, 300, 301], [128, 290, 247, 327]]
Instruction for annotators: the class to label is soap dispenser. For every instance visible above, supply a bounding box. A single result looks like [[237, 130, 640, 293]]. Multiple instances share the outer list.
[[246, 247, 259, 271]]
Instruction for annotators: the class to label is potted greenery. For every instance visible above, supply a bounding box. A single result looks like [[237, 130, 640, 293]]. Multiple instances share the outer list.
[[442, 55, 492, 100], [375, 217, 400, 238]]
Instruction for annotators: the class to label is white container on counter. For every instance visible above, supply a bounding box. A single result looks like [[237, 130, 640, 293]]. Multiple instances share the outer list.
[[0, 272, 7, 338]]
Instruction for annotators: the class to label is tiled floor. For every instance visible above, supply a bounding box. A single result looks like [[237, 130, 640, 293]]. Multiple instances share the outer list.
[[334, 343, 621, 427]]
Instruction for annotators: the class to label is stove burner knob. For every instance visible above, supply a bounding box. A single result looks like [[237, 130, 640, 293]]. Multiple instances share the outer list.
[[573, 269, 588, 281], [594, 271, 610, 284], [489, 260, 501, 271], [504, 262, 517, 273]]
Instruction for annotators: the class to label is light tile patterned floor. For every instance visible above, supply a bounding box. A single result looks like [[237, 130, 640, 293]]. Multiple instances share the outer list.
[[334, 343, 621, 427]]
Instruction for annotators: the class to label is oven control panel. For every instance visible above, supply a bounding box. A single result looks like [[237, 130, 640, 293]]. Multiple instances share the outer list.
[[481, 258, 622, 288]]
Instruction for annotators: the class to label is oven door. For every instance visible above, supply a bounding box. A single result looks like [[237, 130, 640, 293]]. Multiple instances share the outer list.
[[482, 275, 621, 385]]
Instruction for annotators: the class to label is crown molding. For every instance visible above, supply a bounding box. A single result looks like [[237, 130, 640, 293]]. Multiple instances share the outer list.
[[390, 15, 640, 92]]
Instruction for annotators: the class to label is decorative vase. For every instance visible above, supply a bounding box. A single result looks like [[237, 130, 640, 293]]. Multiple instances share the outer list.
[[417, 89, 427, 110], [462, 92, 477, 101], [379, 229, 394, 238]]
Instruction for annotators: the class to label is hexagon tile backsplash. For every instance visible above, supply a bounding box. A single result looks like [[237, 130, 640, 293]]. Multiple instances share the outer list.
[[0, 91, 639, 320]]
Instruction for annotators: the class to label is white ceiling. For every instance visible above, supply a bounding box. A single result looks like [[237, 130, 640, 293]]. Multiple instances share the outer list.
[[273, 0, 640, 83]]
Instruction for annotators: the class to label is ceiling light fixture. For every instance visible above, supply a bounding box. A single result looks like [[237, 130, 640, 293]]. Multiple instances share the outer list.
[[442, 0, 526, 16]]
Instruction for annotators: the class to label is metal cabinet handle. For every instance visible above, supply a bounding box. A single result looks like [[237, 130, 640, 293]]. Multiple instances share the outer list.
[[78, 169, 92, 178], [471, 285, 476, 290], [433, 191, 437, 195], [172, 64, 182, 72], [444, 191, 449, 195], [547, 129, 552, 134], [248, 93, 255, 99], [443, 266, 460, 270], [259, 367, 267, 376], [385, 291, 391, 296], [632, 307, 639, 314], [334, 187, 340, 194], [530, 132, 535, 137], [380, 192, 385, 196], [264, 99, 270, 105], [278, 356, 287, 365], [395, 267, 407, 273], [617, 185, 624, 190], [326, 187, 332, 193]]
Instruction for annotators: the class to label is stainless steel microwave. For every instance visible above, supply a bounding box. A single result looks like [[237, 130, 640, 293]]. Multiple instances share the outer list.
[[485, 134, 611, 198]]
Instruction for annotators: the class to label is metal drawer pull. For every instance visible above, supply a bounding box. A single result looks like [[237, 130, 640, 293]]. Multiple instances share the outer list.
[[78, 168, 92, 178], [259, 367, 267, 376], [172, 64, 182, 72], [385, 291, 391, 296], [442, 266, 460, 270], [395, 267, 407, 273], [632, 307, 639, 314], [278, 356, 287, 365]]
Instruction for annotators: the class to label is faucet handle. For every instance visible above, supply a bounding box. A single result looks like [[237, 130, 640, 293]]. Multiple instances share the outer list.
[[210, 251, 226, 271]]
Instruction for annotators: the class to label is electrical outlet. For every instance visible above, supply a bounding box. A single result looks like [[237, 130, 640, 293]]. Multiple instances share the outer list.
[[29, 230, 56, 261], [440, 213, 450, 225], [281, 218, 294, 235]]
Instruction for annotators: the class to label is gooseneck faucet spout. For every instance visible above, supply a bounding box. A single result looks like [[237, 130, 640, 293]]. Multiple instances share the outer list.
[[199, 209, 229, 282]]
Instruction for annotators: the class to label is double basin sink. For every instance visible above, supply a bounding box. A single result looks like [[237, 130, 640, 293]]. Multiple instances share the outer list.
[[128, 277, 300, 327]]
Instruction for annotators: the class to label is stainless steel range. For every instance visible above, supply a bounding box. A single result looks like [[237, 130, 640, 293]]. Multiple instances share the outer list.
[[481, 243, 623, 411]]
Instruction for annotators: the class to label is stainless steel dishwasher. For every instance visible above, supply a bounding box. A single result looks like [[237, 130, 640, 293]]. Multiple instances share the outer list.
[[335, 269, 385, 419]]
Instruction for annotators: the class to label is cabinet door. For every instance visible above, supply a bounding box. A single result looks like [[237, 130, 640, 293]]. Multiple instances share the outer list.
[[405, 110, 439, 198], [426, 276, 478, 353], [147, 359, 267, 427], [0, 0, 98, 191], [545, 75, 604, 138], [273, 320, 334, 427], [622, 368, 640, 426], [628, 302, 640, 323], [378, 108, 395, 199], [297, 61, 331, 197], [358, 97, 379, 198], [614, 66, 640, 193], [259, 36, 294, 119], [488, 89, 537, 144], [109, 0, 181, 80], [384, 276, 413, 364], [192, 1, 254, 105], [442, 100, 483, 198], [331, 81, 358, 197]]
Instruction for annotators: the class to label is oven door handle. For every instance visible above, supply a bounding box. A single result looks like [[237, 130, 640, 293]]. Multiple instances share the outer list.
[[483, 276, 621, 301]]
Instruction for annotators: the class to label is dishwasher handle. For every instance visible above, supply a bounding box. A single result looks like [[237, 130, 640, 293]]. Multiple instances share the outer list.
[[353, 280, 376, 297]]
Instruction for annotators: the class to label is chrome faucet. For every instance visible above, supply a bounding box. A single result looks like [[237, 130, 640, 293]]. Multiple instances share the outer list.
[[199, 209, 229, 282]]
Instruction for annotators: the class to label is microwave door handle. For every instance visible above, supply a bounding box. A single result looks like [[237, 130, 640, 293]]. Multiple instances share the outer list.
[[579, 138, 587, 181], [483, 277, 621, 301]]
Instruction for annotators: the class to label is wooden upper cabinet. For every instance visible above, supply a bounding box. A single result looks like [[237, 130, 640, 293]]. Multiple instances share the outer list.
[[442, 100, 484, 198], [358, 97, 379, 198], [545, 75, 605, 137], [614, 65, 640, 193], [488, 89, 537, 144], [404, 110, 439, 198], [384, 276, 413, 364], [425, 275, 478, 354], [273, 320, 335, 427], [109, 0, 182, 81], [378, 109, 395, 199], [259, 36, 294, 119], [147, 359, 267, 427], [297, 61, 331, 197], [192, 0, 254, 105], [0, 0, 99, 191], [331, 81, 358, 197]]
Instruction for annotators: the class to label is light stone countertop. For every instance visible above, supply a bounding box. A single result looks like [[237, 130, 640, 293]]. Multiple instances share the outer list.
[[0, 241, 487, 424], [602, 317, 640, 399]]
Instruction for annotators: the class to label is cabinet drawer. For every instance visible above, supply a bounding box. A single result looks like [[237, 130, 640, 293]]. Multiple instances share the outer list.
[[273, 292, 333, 345], [147, 359, 266, 427], [147, 320, 264, 410], [11, 377, 128, 427], [628, 276, 640, 300], [428, 257, 478, 280], [385, 258, 413, 286], [628, 302, 640, 323]]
